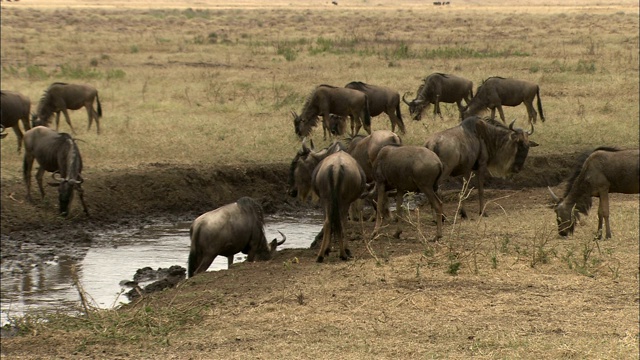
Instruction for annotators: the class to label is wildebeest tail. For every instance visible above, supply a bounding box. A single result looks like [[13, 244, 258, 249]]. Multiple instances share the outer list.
[[187, 225, 199, 278], [536, 87, 544, 122], [328, 166, 343, 241], [96, 93, 102, 118], [433, 162, 444, 194]]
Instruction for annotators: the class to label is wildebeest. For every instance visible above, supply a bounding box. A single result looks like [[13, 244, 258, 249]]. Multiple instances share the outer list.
[[548, 147, 639, 239], [371, 144, 444, 240], [292, 84, 371, 140], [346, 130, 403, 221], [33, 82, 103, 134], [462, 77, 545, 125], [403, 73, 474, 121], [425, 116, 539, 218], [23, 126, 89, 217], [327, 113, 347, 136], [188, 197, 287, 277], [344, 81, 406, 134], [1, 90, 32, 152], [311, 151, 367, 262]]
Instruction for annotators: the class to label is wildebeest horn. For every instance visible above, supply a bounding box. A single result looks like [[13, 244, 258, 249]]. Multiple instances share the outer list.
[[291, 110, 297, 119], [508, 119, 516, 131], [309, 138, 315, 150], [275, 230, 286, 246], [547, 186, 560, 203], [527, 122, 534, 136], [402, 92, 412, 105], [51, 172, 63, 182]]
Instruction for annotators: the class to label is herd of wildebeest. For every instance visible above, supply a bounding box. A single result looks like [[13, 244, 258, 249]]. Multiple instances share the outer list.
[[1, 73, 638, 277]]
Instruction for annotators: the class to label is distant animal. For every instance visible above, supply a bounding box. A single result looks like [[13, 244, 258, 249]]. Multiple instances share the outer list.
[[23, 126, 89, 217], [371, 144, 444, 240], [462, 77, 545, 125], [1, 90, 32, 152], [32, 82, 103, 134], [188, 197, 287, 277], [402, 73, 473, 121], [548, 147, 639, 239], [425, 116, 539, 218], [292, 84, 372, 140], [311, 151, 367, 262], [344, 81, 406, 134], [346, 130, 403, 221]]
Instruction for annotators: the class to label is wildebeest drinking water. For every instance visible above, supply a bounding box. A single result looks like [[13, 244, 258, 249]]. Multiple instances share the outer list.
[[23, 126, 89, 217], [462, 77, 545, 125], [548, 147, 639, 239], [403, 73, 474, 121], [425, 116, 539, 218], [344, 81, 406, 134], [292, 84, 371, 140], [188, 197, 287, 277], [33, 82, 103, 134], [1, 90, 32, 152]]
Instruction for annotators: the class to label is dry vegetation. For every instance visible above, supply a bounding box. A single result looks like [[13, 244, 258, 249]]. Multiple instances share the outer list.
[[1, 0, 639, 359]]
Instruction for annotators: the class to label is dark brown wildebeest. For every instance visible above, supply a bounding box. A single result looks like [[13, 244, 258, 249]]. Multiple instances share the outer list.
[[33, 82, 103, 134], [327, 113, 347, 136], [292, 84, 372, 140], [188, 197, 287, 277], [371, 144, 444, 240], [462, 77, 545, 125], [346, 130, 403, 221], [311, 151, 367, 262], [23, 126, 89, 217], [425, 116, 538, 218], [548, 147, 639, 239], [1, 90, 32, 152], [344, 81, 406, 134], [403, 73, 473, 121]]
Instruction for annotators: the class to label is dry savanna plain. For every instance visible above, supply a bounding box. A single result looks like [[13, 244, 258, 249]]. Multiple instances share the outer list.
[[1, 0, 639, 359]]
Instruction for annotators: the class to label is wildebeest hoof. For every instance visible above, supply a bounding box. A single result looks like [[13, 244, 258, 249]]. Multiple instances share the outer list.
[[393, 229, 402, 239], [316, 256, 324, 263], [345, 248, 352, 258]]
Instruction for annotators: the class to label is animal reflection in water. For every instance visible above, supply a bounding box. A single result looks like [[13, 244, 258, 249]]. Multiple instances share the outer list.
[[188, 197, 286, 277], [549, 147, 639, 239]]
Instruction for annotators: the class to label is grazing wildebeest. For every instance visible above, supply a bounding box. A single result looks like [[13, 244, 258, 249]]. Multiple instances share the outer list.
[[403, 73, 474, 121], [33, 82, 103, 134], [312, 151, 367, 262], [548, 147, 639, 239], [23, 126, 89, 217], [462, 77, 545, 125], [292, 84, 372, 140], [425, 116, 539, 218], [188, 197, 287, 277], [344, 81, 406, 134], [1, 90, 32, 152], [346, 130, 403, 221], [371, 144, 444, 240]]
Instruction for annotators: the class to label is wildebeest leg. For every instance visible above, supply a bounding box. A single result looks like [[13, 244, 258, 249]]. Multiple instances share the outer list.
[[87, 103, 101, 134], [349, 199, 363, 222], [11, 126, 23, 153], [456, 100, 465, 120], [55, 112, 61, 131], [35, 167, 46, 199], [477, 169, 488, 217], [424, 188, 443, 240], [496, 106, 507, 124], [61, 109, 77, 135], [316, 219, 332, 263], [597, 191, 611, 239], [373, 183, 388, 234], [339, 210, 351, 260], [395, 193, 404, 222], [76, 186, 90, 216], [23, 153, 35, 202], [435, 95, 444, 121], [321, 114, 330, 140], [309, 228, 324, 249], [352, 114, 363, 136], [525, 101, 537, 125], [348, 115, 356, 137], [194, 254, 216, 275]]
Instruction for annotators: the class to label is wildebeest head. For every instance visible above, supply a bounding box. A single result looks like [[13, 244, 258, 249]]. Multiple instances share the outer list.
[[481, 119, 539, 178], [402, 86, 428, 121], [292, 111, 317, 139], [328, 113, 347, 136], [288, 139, 346, 202], [547, 187, 578, 237], [48, 172, 84, 217]]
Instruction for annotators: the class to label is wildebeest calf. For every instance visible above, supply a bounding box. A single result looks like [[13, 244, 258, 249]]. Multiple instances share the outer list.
[[33, 82, 103, 134]]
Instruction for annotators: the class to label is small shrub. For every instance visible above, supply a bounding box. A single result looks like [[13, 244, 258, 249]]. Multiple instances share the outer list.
[[130, 45, 139, 54], [26, 65, 49, 80], [106, 69, 126, 80]]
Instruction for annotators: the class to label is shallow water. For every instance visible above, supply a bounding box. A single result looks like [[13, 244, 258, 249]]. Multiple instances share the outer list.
[[0, 213, 322, 326]]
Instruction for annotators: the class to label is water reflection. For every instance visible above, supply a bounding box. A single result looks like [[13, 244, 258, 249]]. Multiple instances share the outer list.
[[0, 213, 322, 326]]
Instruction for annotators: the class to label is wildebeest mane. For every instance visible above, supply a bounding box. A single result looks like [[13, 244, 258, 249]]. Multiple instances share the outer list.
[[344, 81, 368, 91], [562, 147, 622, 212]]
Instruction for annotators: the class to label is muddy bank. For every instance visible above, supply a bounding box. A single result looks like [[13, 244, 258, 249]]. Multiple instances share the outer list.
[[0, 152, 577, 268]]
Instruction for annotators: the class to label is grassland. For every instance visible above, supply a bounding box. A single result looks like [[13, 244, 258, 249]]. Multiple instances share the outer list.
[[1, 1, 639, 359]]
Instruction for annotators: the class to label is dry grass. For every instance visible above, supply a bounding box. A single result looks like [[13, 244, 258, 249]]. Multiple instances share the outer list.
[[1, 1, 638, 359]]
